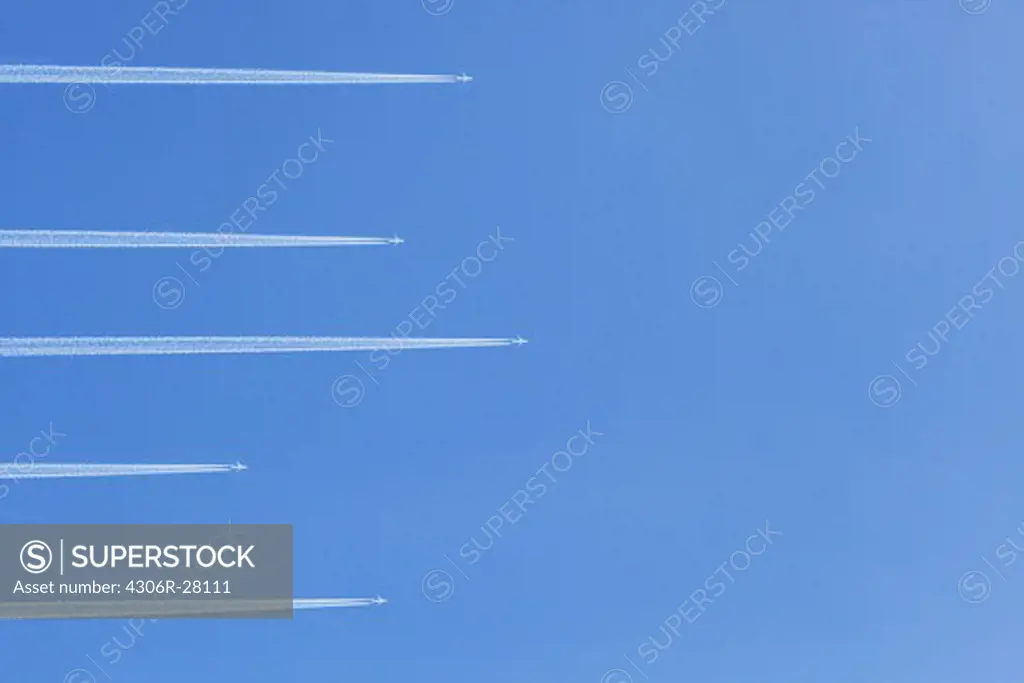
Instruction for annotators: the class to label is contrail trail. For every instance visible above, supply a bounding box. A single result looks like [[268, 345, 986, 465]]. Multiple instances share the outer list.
[[0, 336, 528, 358], [0, 64, 471, 85], [294, 597, 387, 609], [0, 462, 246, 479], [0, 597, 386, 619], [0, 229, 402, 248]]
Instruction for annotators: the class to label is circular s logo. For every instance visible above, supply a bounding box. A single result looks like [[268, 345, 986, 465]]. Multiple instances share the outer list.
[[958, 570, 992, 603], [868, 374, 902, 408], [960, 0, 991, 14], [64, 669, 97, 683], [332, 375, 365, 408], [20, 540, 53, 574], [421, 569, 455, 603], [422, 0, 454, 16], [690, 275, 724, 308], [600, 669, 634, 683], [152, 276, 185, 310], [600, 81, 633, 114], [63, 84, 97, 114]]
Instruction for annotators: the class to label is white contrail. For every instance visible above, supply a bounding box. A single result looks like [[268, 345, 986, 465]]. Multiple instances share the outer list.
[[0, 336, 528, 358], [0, 462, 246, 479], [0, 64, 469, 85], [0, 229, 402, 248], [294, 597, 387, 609], [0, 597, 386, 619]]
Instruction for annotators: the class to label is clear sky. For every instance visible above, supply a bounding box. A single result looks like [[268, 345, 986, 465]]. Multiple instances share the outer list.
[[1, 1, 1023, 681]]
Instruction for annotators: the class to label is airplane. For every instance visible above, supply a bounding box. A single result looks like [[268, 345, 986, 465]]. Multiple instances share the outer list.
[[374, 595, 388, 605], [389, 234, 405, 246], [233, 461, 248, 471], [512, 336, 528, 346], [455, 72, 473, 84]]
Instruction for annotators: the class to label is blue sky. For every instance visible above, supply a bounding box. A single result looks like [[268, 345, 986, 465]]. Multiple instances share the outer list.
[[2, 1, 1023, 681]]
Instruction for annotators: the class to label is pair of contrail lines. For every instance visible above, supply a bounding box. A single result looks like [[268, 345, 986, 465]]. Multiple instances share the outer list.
[[0, 336, 527, 358], [0, 462, 245, 479], [0, 230, 402, 248], [0, 64, 470, 85]]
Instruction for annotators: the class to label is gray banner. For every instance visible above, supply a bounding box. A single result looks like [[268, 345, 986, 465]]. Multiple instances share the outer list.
[[0, 524, 293, 619]]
